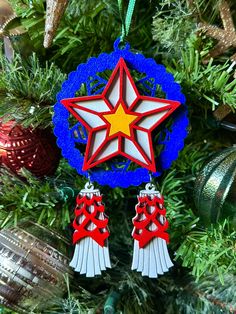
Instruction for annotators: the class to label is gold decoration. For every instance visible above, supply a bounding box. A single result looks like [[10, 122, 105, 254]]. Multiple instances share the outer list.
[[0, 0, 14, 28], [200, 0, 236, 62], [0, 0, 26, 61], [44, 0, 68, 48], [0, 222, 72, 312]]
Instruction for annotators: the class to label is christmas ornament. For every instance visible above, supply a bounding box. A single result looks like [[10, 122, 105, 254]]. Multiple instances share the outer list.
[[70, 182, 111, 277], [0, 0, 26, 61], [0, 120, 60, 177], [194, 146, 236, 228], [132, 183, 173, 277], [53, 0, 188, 278], [0, 222, 72, 312], [200, 0, 236, 62], [44, 0, 68, 48], [53, 39, 188, 188]]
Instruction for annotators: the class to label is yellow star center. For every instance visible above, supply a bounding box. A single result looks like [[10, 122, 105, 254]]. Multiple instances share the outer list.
[[103, 104, 138, 137]]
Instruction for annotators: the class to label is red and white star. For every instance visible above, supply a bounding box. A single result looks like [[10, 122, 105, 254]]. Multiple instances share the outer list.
[[61, 58, 180, 172]]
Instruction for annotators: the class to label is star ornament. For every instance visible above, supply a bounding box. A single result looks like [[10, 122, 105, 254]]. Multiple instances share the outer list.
[[61, 58, 180, 172]]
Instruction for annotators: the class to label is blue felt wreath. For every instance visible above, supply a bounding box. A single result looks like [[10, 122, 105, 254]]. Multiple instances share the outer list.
[[53, 39, 188, 188]]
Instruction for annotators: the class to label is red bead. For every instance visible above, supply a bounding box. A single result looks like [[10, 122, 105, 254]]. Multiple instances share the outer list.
[[0, 120, 60, 177]]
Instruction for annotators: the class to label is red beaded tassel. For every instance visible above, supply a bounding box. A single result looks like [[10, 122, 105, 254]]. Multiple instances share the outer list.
[[70, 183, 111, 277], [131, 184, 173, 278]]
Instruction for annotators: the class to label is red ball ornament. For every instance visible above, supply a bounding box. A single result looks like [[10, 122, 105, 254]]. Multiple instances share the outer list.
[[0, 120, 60, 177]]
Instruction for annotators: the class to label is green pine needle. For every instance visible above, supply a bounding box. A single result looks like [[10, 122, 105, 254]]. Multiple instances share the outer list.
[[175, 220, 236, 283]]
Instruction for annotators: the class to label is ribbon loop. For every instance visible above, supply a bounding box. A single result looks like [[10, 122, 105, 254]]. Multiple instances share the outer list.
[[118, 0, 136, 43]]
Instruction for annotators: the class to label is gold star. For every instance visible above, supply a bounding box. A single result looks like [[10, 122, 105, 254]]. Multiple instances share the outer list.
[[200, 0, 236, 62], [103, 104, 138, 137]]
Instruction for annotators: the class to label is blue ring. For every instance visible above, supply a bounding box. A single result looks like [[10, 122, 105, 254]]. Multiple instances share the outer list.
[[53, 42, 188, 188]]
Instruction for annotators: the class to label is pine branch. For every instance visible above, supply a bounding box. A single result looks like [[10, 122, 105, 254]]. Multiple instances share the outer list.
[[152, 0, 196, 57], [174, 273, 236, 313], [167, 35, 236, 111], [43, 275, 98, 314], [11, 0, 156, 72], [0, 52, 66, 128], [0, 165, 78, 230], [175, 220, 236, 283]]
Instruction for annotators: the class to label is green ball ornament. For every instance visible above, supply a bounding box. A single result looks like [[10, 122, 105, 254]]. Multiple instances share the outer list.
[[194, 146, 236, 227]]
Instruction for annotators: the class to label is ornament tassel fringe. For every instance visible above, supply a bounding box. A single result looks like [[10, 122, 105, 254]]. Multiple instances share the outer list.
[[131, 184, 173, 278], [70, 238, 111, 277], [69, 183, 111, 277], [131, 238, 173, 278]]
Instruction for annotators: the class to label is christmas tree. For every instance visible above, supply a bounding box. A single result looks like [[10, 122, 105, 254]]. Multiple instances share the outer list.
[[0, 0, 235, 313]]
